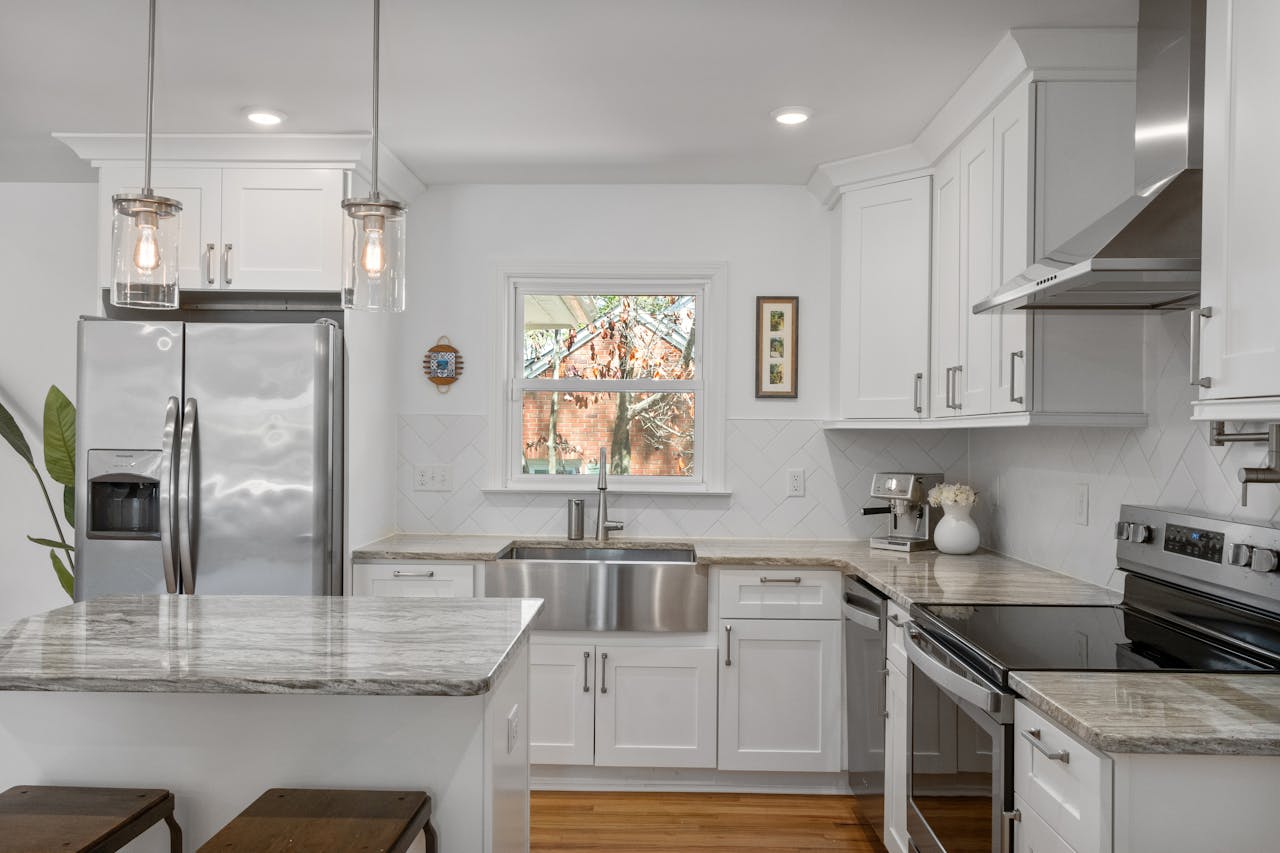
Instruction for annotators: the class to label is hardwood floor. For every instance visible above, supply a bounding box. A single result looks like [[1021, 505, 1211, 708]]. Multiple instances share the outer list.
[[530, 791, 887, 852]]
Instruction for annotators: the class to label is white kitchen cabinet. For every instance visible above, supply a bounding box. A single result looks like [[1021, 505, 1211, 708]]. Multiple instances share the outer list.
[[351, 561, 476, 598], [1014, 793, 1076, 853], [1015, 700, 1111, 853], [529, 643, 596, 766], [717, 567, 843, 620], [883, 659, 910, 853], [96, 165, 345, 292], [594, 646, 718, 768], [836, 177, 932, 419], [718, 618, 842, 772], [1194, 0, 1280, 413], [931, 148, 963, 417]]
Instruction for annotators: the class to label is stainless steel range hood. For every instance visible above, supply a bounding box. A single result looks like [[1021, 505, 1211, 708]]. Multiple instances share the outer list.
[[974, 0, 1205, 314]]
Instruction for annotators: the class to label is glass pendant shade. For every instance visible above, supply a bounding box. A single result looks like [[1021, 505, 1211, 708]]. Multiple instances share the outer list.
[[110, 193, 183, 309], [342, 198, 406, 312]]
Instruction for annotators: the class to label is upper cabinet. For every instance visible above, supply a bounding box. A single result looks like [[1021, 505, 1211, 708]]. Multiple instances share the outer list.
[[96, 165, 345, 292], [1193, 0, 1280, 418]]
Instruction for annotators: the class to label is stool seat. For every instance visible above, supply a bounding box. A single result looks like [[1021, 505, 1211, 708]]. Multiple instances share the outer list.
[[0, 786, 181, 853], [198, 788, 435, 853]]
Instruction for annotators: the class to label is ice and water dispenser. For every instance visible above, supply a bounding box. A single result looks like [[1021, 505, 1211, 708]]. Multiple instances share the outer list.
[[86, 449, 162, 539]]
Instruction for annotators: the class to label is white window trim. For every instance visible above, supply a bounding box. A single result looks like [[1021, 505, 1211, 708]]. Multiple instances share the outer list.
[[489, 261, 727, 494]]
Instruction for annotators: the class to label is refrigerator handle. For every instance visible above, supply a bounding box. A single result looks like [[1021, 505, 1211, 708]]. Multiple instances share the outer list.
[[177, 397, 198, 594], [158, 396, 181, 594]]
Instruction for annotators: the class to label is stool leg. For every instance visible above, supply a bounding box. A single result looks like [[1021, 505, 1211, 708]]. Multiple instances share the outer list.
[[164, 812, 183, 853], [422, 823, 437, 853]]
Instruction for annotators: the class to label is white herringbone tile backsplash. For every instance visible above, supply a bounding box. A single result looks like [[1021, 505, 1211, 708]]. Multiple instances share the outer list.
[[397, 417, 966, 539]]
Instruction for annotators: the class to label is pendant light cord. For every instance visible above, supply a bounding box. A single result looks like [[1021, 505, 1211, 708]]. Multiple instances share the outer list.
[[370, 0, 381, 200], [143, 0, 157, 194]]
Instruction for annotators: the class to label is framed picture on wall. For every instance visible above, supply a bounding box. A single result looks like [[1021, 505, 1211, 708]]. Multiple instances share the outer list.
[[755, 296, 798, 398]]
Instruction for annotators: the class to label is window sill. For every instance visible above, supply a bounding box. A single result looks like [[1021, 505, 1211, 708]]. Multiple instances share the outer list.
[[482, 484, 732, 498]]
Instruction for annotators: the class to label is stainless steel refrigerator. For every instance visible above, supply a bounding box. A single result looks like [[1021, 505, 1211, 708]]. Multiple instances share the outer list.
[[74, 318, 343, 599]]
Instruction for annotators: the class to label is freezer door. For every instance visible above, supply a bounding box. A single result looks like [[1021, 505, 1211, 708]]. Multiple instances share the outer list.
[[75, 318, 184, 601], [180, 322, 340, 595]]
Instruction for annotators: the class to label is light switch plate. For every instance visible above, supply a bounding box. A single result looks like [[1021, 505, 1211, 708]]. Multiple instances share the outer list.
[[1073, 483, 1089, 526], [414, 465, 452, 492], [506, 704, 520, 755]]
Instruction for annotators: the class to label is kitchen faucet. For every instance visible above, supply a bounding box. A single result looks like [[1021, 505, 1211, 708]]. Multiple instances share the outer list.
[[596, 447, 624, 541]]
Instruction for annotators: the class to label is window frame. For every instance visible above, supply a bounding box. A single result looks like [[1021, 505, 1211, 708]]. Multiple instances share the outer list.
[[492, 262, 727, 494]]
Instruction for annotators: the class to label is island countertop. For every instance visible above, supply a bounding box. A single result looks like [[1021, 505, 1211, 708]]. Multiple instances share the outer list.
[[0, 595, 542, 696]]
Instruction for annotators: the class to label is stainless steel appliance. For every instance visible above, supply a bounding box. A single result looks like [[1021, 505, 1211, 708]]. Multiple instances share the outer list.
[[975, 0, 1206, 313], [902, 505, 1280, 853], [844, 576, 889, 847], [74, 317, 343, 599], [864, 472, 943, 552]]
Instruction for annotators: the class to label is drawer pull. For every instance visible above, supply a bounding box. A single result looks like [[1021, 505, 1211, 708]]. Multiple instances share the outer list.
[[888, 614, 904, 627], [759, 576, 802, 584], [1021, 728, 1070, 763], [393, 570, 435, 578]]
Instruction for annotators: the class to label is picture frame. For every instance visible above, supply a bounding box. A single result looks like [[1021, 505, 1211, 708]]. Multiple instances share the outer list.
[[755, 296, 798, 398]]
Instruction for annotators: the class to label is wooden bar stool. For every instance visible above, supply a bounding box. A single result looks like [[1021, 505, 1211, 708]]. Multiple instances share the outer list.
[[198, 788, 436, 853], [0, 786, 182, 853]]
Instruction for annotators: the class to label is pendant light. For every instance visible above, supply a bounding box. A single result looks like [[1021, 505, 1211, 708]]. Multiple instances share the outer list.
[[342, 0, 407, 312], [110, 0, 182, 310]]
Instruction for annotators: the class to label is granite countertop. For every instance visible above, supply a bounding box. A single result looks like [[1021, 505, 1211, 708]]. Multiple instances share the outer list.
[[353, 534, 1118, 609], [0, 595, 542, 697], [1010, 671, 1280, 756]]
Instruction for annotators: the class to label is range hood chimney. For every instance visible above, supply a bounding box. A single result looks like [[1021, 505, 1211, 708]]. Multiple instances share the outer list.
[[974, 0, 1206, 313]]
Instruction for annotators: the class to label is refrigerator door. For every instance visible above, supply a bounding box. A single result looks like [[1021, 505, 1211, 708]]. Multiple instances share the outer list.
[[75, 318, 184, 601], [179, 321, 341, 595]]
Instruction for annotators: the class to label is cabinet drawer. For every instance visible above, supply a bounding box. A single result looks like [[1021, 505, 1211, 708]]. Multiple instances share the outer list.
[[886, 602, 909, 672], [717, 568, 841, 619], [353, 562, 475, 598], [1014, 794, 1076, 853], [1015, 700, 1111, 853]]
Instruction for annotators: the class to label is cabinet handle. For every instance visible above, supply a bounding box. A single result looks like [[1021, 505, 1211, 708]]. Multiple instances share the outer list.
[[759, 576, 802, 584], [724, 625, 733, 667], [1009, 350, 1024, 405], [582, 650, 591, 693], [952, 364, 963, 410], [1189, 307, 1213, 388], [1021, 728, 1070, 763], [599, 652, 608, 694], [222, 243, 233, 286], [943, 366, 953, 410], [1001, 809, 1021, 853], [888, 614, 904, 627], [204, 243, 215, 285], [912, 372, 923, 414], [392, 570, 434, 578]]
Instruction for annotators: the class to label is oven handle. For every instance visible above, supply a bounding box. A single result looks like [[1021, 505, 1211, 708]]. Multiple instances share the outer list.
[[904, 622, 1010, 718]]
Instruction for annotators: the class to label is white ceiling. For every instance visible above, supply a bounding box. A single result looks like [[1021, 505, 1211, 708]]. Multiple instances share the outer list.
[[0, 0, 1137, 185]]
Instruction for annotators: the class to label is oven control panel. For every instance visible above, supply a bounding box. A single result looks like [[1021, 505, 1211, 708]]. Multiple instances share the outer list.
[[1163, 523, 1225, 563]]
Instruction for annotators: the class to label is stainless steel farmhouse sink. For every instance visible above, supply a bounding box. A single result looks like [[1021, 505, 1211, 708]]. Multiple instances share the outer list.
[[485, 544, 706, 632]]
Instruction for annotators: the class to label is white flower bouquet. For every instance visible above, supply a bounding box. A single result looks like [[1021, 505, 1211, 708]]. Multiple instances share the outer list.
[[927, 482, 977, 508]]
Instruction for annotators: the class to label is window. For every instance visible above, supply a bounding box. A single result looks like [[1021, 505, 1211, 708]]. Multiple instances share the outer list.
[[497, 265, 725, 492]]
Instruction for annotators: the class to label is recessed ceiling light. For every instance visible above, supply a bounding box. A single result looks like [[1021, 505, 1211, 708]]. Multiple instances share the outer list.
[[772, 106, 811, 126], [244, 108, 287, 126]]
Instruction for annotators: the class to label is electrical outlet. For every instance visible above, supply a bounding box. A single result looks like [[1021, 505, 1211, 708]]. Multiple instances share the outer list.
[[787, 469, 805, 498], [1073, 483, 1089, 526], [414, 465, 452, 492], [506, 705, 520, 755]]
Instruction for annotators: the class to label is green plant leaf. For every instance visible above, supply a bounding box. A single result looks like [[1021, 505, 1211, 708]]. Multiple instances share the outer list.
[[43, 386, 76, 487], [49, 549, 75, 599], [28, 536, 73, 551], [63, 485, 74, 527], [0, 396, 34, 467]]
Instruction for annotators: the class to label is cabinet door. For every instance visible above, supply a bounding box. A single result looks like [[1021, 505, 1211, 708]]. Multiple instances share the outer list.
[[990, 85, 1034, 413], [959, 116, 994, 415], [594, 646, 717, 768], [97, 165, 222, 290], [884, 661, 910, 853], [219, 168, 344, 291], [351, 562, 475, 598], [1200, 0, 1280, 399], [528, 642, 596, 766], [931, 148, 962, 416], [718, 619, 842, 772], [837, 177, 932, 419], [1014, 795, 1076, 853]]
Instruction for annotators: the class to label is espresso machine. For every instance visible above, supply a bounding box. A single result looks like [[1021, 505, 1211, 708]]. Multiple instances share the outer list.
[[862, 472, 943, 552]]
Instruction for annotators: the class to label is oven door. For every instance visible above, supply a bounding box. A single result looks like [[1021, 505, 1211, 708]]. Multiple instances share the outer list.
[[904, 623, 1015, 853]]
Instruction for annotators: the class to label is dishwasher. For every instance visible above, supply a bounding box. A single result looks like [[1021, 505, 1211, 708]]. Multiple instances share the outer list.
[[843, 575, 888, 849]]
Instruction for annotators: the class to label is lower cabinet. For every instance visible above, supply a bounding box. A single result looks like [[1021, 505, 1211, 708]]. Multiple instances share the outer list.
[[351, 561, 476, 598], [884, 660, 910, 853], [717, 618, 842, 772], [529, 640, 717, 769], [1014, 793, 1075, 853]]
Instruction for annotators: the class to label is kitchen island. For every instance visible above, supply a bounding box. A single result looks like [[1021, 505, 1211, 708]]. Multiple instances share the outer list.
[[0, 595, 541, 852]]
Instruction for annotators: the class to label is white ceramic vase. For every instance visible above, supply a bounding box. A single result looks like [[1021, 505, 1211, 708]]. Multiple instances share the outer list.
[[934, 502, 980, 555]]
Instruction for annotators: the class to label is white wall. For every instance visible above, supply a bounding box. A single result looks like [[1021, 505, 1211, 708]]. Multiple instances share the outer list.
[[0, 183, 99, 625]]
